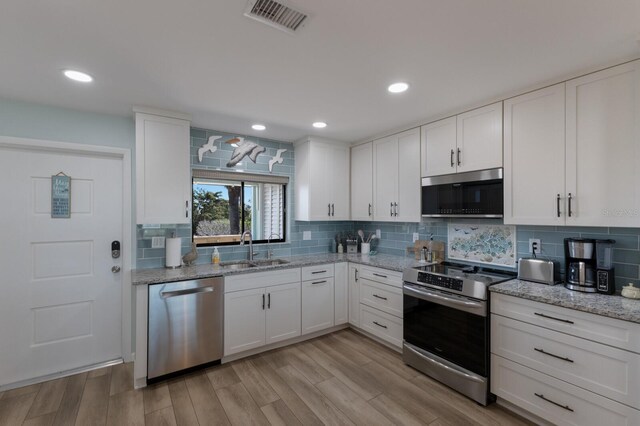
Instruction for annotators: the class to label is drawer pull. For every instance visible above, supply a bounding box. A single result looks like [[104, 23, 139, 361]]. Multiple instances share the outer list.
[[373, 321, 388, 329], [534, 312, 574, 324], [311, 270, 327, 274], [311, 280, 327, 285], [372, 294, 388, 301], [373, 273, 388, 278], [534, 347, 574, 363], [534, 393, 574, 412]]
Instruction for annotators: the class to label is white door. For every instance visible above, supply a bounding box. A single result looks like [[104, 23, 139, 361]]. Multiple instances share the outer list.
[[265, 283, 301, 344], [456, 102, 503, 173], [396, 128, 421, 222], [422, 116, 457, 177], [350, 142, 373, 221], [0, 147, 123, 386], [224, 288, 266, 356], [504, 84, 566, 225], [330, 145, 350, 220], [301, 278, 334, 335], [373, 136, 398, 221]]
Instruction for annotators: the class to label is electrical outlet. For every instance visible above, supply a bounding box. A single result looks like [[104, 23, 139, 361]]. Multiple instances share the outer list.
[[529, 238, 541, 254], [376, 229, 381, 238], [412, 232, 419, 242], [151, 236, 165, 248], [303, 231, 311, 240]]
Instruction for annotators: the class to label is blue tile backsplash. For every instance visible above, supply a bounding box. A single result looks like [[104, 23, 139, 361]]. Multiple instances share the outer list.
[[136, 127, 640, 291]]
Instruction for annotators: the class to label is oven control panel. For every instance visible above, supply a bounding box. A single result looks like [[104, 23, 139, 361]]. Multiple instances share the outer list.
[[417, 272, 464, 292]]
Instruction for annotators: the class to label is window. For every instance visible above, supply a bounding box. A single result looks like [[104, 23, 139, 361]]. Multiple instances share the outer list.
[[192, 170, 287, 246]]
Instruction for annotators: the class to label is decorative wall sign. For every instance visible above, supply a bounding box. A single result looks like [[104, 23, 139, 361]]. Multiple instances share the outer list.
[[51, 172, 71, 218], [448, 224, 516, 266], [198, 135, 221, 162], [226, 137, 266, 167], [268, 148, 287, 172]]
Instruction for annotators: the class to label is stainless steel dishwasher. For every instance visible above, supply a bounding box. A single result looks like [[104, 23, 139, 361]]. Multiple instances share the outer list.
[[148, 277, 223, 381]]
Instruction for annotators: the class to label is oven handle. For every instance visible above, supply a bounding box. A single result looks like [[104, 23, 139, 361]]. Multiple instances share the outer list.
[[403, 284, 486, 317], [404, 343, 485, 384]]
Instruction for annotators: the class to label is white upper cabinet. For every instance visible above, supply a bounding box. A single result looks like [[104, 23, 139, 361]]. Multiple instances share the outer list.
[[505, 60, 640, 227], [504, 84, 566, 225], [350, 142, 373, 221], [565, 60, 640, 227], [295, 138, 350, 221], [373, 128, 421, 222], [135, 110, 191, 224], [421, 102, 503, 177]]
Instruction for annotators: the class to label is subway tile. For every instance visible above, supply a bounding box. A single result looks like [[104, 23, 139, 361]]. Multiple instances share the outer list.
[[613, 264, 639, 279], [613, 249, 640, 265], [609, 227, 640, 235], [605, 234, 639, 250]]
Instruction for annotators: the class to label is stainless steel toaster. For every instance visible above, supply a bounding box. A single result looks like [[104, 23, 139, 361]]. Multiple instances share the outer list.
[[518, 258, 561, 285]]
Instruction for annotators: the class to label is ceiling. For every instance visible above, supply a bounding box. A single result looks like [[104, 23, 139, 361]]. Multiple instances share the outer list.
[[1, 0, 639, 143]]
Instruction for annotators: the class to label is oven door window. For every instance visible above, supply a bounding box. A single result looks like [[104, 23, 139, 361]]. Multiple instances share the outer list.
[[403, 294, 487, 376]]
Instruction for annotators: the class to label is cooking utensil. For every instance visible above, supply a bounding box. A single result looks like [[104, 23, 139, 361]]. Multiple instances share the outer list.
[[358, 230, 365, 242]]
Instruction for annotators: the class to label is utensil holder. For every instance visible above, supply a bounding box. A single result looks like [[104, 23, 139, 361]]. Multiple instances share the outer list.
[[361, 243, 370, 255]]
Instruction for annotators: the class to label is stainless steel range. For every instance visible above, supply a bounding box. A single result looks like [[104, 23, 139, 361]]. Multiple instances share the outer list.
[[402, 261, 515, 405]]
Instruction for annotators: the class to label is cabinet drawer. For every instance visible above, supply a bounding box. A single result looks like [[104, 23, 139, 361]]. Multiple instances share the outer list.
[[225, 268, 301, 293], [492, 355, 640, 426], [359, 305, 402, 348], [358, 266, 402, 288], [491, 293, 640, 353], [301, 264, 334, 281], [359, 279, 402, 317], [492, 315, 640, 408]]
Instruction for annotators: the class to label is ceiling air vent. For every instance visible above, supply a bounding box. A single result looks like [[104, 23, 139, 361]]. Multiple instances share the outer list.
[[244, 0, 308, 34]]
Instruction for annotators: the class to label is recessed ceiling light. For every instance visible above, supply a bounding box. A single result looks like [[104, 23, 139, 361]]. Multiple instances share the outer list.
[[387, 82, 409, 93], [252, 124, 266, 131], [63, 69, 93, 83], [312, 122, 327, 129]]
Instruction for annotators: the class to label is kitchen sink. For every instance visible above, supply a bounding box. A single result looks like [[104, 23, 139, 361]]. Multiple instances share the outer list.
[[252, 259, 290, 266], [220, 261, 257, 270]]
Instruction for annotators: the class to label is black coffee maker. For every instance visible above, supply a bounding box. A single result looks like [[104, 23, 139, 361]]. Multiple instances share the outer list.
[[564, 238, 616, 293]]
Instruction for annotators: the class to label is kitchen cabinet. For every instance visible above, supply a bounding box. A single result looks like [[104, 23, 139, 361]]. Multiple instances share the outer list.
[[350, 142, 373, 221], [334, 262, 348, 325], [301, 277, 334, 334], [504, 84, 566, 225], [505, 60, 640, 226], [348, 263, 403, 349], [295, 137, 349, 221], [421, 102, 502, 177], [134, 108, 191, 224], [373, 128, 421, 222], [265, 283, 301, 345], [491, 293, 640, 424]]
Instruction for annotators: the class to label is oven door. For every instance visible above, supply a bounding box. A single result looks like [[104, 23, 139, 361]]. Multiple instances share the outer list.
[[403, 283, 488, 377]]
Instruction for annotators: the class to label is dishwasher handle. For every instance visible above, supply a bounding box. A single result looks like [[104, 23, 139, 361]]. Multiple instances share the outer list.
[[160, 286, 214, 298]]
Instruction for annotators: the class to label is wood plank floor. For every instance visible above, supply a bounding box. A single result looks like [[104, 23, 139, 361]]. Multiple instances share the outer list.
[[0, 330, 533, 425]]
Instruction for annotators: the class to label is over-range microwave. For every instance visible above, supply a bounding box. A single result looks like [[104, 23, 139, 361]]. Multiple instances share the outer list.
[[421, 168, 503, 218]]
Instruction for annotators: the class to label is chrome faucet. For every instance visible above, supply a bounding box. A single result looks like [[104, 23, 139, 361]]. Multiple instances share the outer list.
[[266, 233, 281, 259], [240, 230, 254, 260]]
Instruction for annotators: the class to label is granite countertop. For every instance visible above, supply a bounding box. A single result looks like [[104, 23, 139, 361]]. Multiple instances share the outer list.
[[132, 253, 425, 286], [491, 279, 640, 324]]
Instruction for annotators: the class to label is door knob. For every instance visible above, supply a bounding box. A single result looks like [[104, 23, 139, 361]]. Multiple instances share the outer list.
[[111, 266, 121, 273]]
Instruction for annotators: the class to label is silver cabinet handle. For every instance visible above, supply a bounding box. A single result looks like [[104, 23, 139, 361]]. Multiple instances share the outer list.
[[268, 293, 271, 309], [311, 270, 327, 274], [450, 149, 455, 167], [556, 194, 561, 218], [373, 321, 387, 329], [390, 202, 393, 217], [568, 193, 573, 217], [161, 286, 214, 298], [312, 280, 327, 285], [457, 148, 461, 166], [373, 273, 388, 278], [262, 293, 265, 310], [331, 203, 335, 216], [394, 202, 398, 217], [354, 268, 359, 282], [372, 294, 388, 301], [328, 204, 331, 216], [534, 393, 574, 412], [368, 203, 372, 217], [534, 312, 574, 324], [534, 347, 574, 363]]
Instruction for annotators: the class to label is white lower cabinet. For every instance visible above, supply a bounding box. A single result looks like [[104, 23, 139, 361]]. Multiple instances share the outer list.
[[265, 283, 301, 345], [491, 293, 640, 425], [348, 263, 403, 349], [302, 277, 334, 335], [224, 288, 268, 356]]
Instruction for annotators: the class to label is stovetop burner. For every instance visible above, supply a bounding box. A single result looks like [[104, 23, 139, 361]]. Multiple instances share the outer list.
[[403, 261, 516, 300]]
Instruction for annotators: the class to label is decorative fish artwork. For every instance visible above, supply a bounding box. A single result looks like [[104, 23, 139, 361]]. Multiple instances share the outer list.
[[198, 135, 221, 162], [268, 149, 287, 172], [226, 137, 266, 167]]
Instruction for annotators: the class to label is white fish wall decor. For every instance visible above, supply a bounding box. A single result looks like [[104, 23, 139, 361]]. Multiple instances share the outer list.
[[226, 137, 266, 167], [198, 135, 221, 162], [268, 148, 287, 172]]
